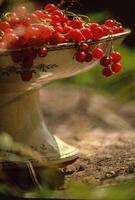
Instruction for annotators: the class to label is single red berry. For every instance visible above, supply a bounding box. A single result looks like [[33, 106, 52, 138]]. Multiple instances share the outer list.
[[66, 29, 85, 42], [38, 47, 48, 57], [68, 18, 83, 29], [80, 43, 89, 52], [100, 56, 112, 67], [52, 10, 63, 18], [4, 28, 14, 34], [112, 26, 121, 34], [92, 48, 104, 59], [92, 26, 104, 39], [6, 15, 20, 27], [89, 23, 100, 31], [110, 51, 122, 63], [102, 68, 112, 77], [85, 52, 92, 62], [3, 33, 19, 49], [55, 25, 63, 33], [38, 25, 52, 44], [75, 51, 87, 62], [55, 33, 66, 43], [111, 62, 122, 73], [44, 4, 57, 13], [81, 28, 92, 40], [21, 71, 32, 81], [51, 15, 61, 24], [0, 21, 10, 31], [117, 26, 124, 33], [105, 19, 115, 28], [101, 25, 112, 36]]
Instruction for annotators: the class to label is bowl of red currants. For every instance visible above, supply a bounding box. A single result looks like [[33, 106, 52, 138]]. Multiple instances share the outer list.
[[0, 3, 131, 82], [0, 4, 131, 165]]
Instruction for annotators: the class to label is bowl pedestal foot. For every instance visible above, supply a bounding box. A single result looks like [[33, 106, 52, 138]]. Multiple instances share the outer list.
[[0, 86, 79, 165]]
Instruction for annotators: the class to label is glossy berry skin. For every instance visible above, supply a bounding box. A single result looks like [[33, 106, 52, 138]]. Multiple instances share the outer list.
[[81, 28, 92, 40], [105, 19, 115, 28], [75, 51, 87, 62], [92, 26, 104, 39], [80, 43, 89, 52], [38, 47, 48, 57], [111, 62, 122, 73], [92, 48, 104, 59], [44, 4, 57, 12], [89, 23, 100, 31], [100, 56, 112, 67], [102, 68, 112, 77], [85, 52, 92, 62], [0, 21, 10, 31], [66, 29, 85, 42], [101, 25, 112, 36], [21, 71, 32, 81], [110, 51, 122, 63], [68, 18, 83, 29]]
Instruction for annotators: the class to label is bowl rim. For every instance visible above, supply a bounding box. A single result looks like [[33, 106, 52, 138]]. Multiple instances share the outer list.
[[0, 28, 131, 55]]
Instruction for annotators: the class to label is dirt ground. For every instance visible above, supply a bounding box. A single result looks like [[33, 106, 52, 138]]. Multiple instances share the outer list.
[[40, 83, 135, 187], [1, 83, 135, 198]]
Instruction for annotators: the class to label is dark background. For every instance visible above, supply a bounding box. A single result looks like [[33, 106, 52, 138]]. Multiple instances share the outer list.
[[0, 0, 135, 47]]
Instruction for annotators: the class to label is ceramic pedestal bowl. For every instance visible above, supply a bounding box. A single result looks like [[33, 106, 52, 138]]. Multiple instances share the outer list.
[[0, 29, 130, 166]]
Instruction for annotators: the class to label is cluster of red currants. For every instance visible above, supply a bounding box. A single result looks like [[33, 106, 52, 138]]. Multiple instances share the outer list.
[[0, 3, 124, 81], [100, 51, 122, 77]]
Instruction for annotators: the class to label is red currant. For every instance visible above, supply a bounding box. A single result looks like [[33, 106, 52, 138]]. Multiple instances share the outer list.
[[100, 56, 112, 67], [89, 23, 100, 31], [80, 43, 89, 52], [101, 25, 112, 36], [81, 28, 92, 40], [51, 15, 61, 24], [68, 18, 83, 29], [0, 21, 10, 31], [105, 19, 115, 28], [66, 29, 85, 42], [111, 62, 122, 73], [38, 47, 48, 57], [92, 26, 104, 39], [102, 68, 112, 77], [21, 71, 32, 81], [110, 51, 122, 63], [92, 48, 104, 59], [44, 4, 57, 13], [75, 51, 87, 62], [85, 52, 92, 62]]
